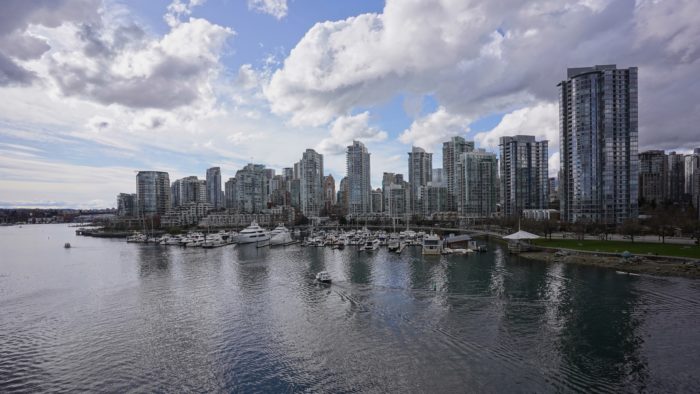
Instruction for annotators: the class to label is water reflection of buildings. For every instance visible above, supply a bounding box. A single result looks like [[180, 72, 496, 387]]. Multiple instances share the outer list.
[[554, 268, 647, 390]]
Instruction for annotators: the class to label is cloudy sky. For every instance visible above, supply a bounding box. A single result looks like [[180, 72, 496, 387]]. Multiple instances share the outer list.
[[1, 0, 699, 208]]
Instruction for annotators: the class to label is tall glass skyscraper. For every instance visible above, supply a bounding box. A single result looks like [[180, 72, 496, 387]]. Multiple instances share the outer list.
[[346, 140, 371, 215], [299, 149, 324, 217], [442, 136, 475, 212], [408, 146, 432, 215], [460, 149, 497, 218], [206, 167, 222, 209], [558, 65, 638, 224], [135, 171, 170, 217], [234, 164, 266, 213], [639, 150, 667, 205], [499, 135, 549, 217]]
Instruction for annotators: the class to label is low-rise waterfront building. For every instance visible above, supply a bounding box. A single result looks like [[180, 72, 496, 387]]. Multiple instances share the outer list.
[[199, 206, 296, 228], [161, 202, 212, 228], [522, 209, 560, 221]]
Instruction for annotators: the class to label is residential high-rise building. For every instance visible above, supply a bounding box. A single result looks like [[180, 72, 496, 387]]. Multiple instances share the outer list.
[[548, 177, 558, 203], [460, 149, 498, 218], [299, 149, 324, 217], [235, 164, 266, 213], [135, 171, 170, 217], [225, 178, 237, 210], [269, 175, 289, 207], [293, 162, 301, 180], [381, 172, 395, 212], [197, 180, 207, 203], [408, 146, 433, 215], [639, 150, 667, 205], [431, 168, 445, 186], [346, 140, 371, 215], [337, 176, 349, 213], [371, 189, 383, 213], [443, 136, 474, 212], [558, 65, 639, 224], [499, 135, 549, 217], [206, 167, 222, 209], [172, 176, 206, 207], [684, 153, 699, 197], [117, 193, 137, 217], [387, 180, 409, 217], [323, 175, 336, 213], [667, 152, 685, 203], [283, 167, 294, 181], [290, 179, 301, 210], [170, 179, 182, 207], [420, 182, 448, 216]]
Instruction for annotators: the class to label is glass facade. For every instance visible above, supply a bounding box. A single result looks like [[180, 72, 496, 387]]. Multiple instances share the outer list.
[[206, 167, 222, 209], [460, 149, 497, 218], [638, 150, 667, 205], [300, 149, 324, 217], [499, 135, 549, 217], [558, 65, 638, 224], [234, 164, 267, 213], [346, 141, 371, 215], [136, 171, 170, 217], [408, 146, 433, 215], [442, 137, 474, 212]]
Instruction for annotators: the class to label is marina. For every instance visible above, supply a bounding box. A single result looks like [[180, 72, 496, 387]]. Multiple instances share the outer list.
[[2, 224, 699, 392]]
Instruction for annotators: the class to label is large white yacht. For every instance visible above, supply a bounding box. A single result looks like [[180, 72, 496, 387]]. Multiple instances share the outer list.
[[270, 224, 292, 246], [236, 221, 271, 244]]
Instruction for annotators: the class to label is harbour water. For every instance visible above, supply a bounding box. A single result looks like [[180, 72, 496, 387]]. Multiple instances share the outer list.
[[1, 224, 699, 392]]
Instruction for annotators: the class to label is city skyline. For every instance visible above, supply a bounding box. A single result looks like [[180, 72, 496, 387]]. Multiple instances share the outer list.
[[1, 0, 700, 209]]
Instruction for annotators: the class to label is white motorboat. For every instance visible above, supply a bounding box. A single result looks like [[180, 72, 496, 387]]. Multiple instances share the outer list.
[[360, 238, 380, 251], [387, 234, 400, 251], [126, 233, 147, 243], [270, 224, 292, 245], [315, 271, 331, 283], [236, 221, 271, 244], [166, 236, 184, 245], [185, 233, 205, 247], [422, 233, 442, 255]]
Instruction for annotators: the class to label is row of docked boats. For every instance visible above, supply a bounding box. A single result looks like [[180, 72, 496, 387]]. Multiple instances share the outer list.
[[301, 228, 486, 256], [125, 222, 296, 248]]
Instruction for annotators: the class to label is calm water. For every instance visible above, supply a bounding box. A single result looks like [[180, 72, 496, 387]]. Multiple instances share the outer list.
[[1, 225, 699, 393]]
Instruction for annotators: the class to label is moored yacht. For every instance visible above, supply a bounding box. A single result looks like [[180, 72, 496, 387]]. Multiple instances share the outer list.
[[360, 238, 380, 251], [387, 234, 400, 251], [422, 233, 442, 255], [270, 224, 292, 245], [236, 221, 271, 244]]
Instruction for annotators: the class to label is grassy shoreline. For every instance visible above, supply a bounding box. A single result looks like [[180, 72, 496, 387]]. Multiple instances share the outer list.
[[522, 239, 700, 279], [532, 239, 700, 259]]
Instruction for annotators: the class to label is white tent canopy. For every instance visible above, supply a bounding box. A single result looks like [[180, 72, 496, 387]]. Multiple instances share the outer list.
[[503, 230, 540, 240]]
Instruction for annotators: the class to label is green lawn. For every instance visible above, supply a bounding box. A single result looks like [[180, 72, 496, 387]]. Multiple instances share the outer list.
[[532, 239, 700, 259]]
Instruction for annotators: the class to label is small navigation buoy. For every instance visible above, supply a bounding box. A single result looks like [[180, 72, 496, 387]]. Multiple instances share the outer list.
[[64, 243, 71, 249]]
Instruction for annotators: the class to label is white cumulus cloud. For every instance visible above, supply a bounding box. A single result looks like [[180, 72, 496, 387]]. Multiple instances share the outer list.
[[399, 107, 470, 151], [248, 0, 288, 20], [474, 102, 558, 150], [317, 112, 387, 155]]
